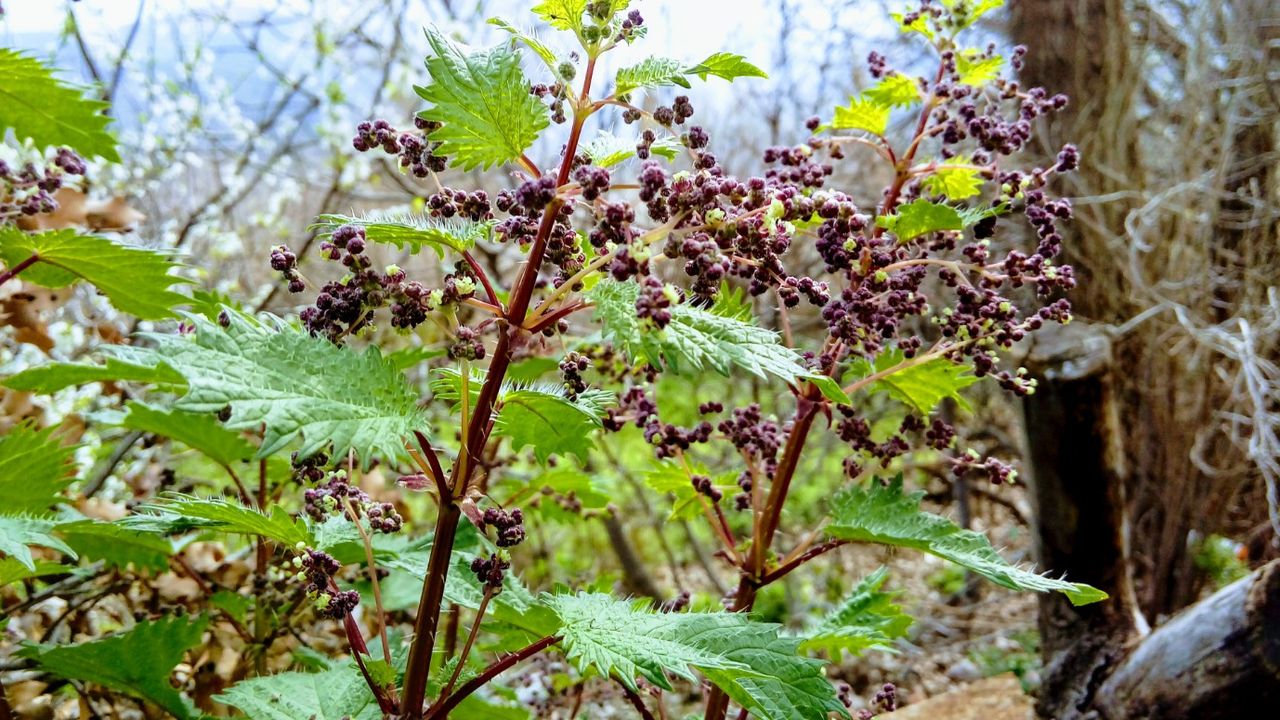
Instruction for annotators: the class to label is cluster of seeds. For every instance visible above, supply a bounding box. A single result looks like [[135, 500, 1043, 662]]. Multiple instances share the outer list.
[[352, 118, 446, 177], [289, 548, 360, 620], [272, 223, 481, 342], [0, 149, 86, 222], [301, 467, 403, 534]]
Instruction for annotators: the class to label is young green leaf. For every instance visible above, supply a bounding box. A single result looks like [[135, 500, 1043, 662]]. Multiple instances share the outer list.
[[56, 520, 172, 572], [685, 52, 768, 82], [547, 593, 847, 720], [415, 28, 549, 171], [311, 212, 491, 258], [17, 616, 209, 719], [828, 476, 1108, 606], [0, 48, 119, 160], [875, 198, 967, 240], [891, 11, 935, 40], [487, 17, 559, 70], [531, 0, 589, 32], [799, 566, 913, 659], [643, 461, 737, 521], [953, 0, 1006, 30], [0, 228, 188, 319], [121, 401, 257, 468], [579, 131, 681, 167], [832, 96, 891, 135], [923, 161, 984, 200], [2, 356, 185, 394], [119, 309, 427, 462], [590, 279, 848, 403], [863, 74, 922, 109], [124, 495, 311, 546], [0, 515, 77, 571], [614, 56, 690, 95], [848, 347, 979, 414], [0, 420, 76, 514], [956, 52, 1003, 87], [216, 663, 382, 720]]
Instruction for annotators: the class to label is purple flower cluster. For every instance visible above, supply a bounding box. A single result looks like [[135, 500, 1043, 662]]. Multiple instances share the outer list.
[[295, 549, 360, 620], [470, 553, 511, 590], [481, 506, 527, 548], [0, 149, 87, 222], [603, 387, 713, 460], [277, 223, 480, 342], [352, 118, 446, 177], [303, 468, 403, 534], [559, 351, 590, 399]]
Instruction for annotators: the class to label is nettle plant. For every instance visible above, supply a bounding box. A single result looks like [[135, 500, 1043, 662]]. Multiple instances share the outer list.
[[1, 1, 1105, 719]]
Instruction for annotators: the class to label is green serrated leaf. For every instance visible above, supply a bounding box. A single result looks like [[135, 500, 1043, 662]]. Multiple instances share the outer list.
[[415, 28, 549, 171], [216, 660, 382, 719], [615, 56, 690, 95], [547, 592, 746, 690], [124, 495, 311, 546], [310, 212, 490, 258], [547, 593, 847, 719], [2, 356, 186, 394], [832, 96, 890, 135], [828, 476, 1108, 606], [0, 48, 119, 160], [891, 10, 934, 39], [531, 0, 589, 32], [924, 160, 984, 200], [488, 18, 558, 70], [18, 616, 208, 719], [800, 566, 913, 659], [0, 420, 76, 514], [685, 52, 768, 82], [431, 368, 612, 463], [848, 348, 979, 414], [56, 520, 172, 572], [876, 198, 965, 240], [590, 279, 848, 403], [699, 628, 850, 720], [122, 401, 257, 468], [0, 515, 77, 571], [117, 308, 426, 463], [863, 74, 921, 109], [956, 52, 1003, 87], [0, 227, 188, 319]]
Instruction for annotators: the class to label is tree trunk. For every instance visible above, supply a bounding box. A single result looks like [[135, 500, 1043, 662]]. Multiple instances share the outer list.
[[1022, 323, 1140, 718], [1023, 323, 1280, 717], [601, 513, 664, 602]]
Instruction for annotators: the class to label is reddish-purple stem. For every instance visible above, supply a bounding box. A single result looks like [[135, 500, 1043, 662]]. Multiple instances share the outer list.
[[0, 253, 39, 287]]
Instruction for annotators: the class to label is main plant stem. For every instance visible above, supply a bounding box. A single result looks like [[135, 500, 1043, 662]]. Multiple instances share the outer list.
[[704, 56, 943, 719], [703, 396, 820, 720], [400, 56, 598, 719]]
